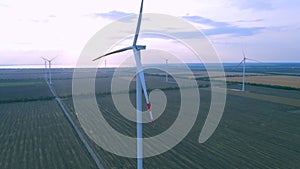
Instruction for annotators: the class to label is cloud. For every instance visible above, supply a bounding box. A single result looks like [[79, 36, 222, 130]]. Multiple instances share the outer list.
[[236, 19, 264, 23], [182, 15, 265, 37], [137, 31, 204, 40], [92, 10, 133, 20], [204, 26, 265, 36], [182, 16, 229, 27]]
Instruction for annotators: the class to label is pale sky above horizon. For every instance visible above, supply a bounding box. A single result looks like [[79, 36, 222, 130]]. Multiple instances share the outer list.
[[0, 0, 299, 67]]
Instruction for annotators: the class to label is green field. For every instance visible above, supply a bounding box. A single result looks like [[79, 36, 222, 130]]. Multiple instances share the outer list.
[[0, 65, 299, 169]]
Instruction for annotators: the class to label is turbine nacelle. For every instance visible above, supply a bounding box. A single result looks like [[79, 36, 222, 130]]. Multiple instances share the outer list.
[[135, 45, 146, 50]]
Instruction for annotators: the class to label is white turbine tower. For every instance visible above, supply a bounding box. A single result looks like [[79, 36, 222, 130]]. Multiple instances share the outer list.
[[236, 50, 260, 92], [93, 1, 154, 168], [165, 58, 168, 83], [156, 56, 169, 82]]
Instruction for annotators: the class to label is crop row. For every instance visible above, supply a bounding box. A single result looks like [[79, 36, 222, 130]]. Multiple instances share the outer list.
[[61, 87, 300, 168], [0, 100, 98, 169]]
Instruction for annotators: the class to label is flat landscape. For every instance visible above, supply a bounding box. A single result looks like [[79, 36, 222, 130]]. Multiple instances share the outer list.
[[0, 63, 299, 168], [222, 75, 300, 89], [0, 100, 98, 169]]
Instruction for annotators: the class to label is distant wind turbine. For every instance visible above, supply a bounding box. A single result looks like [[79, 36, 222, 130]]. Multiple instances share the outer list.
[[42, 57, 56, 85], [235, 50, 260, 91], [93, 1, 154, 169], [41, 57, 48, 81]]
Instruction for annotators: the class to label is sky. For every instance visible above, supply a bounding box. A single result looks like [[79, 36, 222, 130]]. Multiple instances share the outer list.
[[0, 0, 299, 67]]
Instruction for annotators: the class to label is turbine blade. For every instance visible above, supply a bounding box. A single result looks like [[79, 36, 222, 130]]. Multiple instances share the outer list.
[[92, 46, 133, 61], [242, 49, 246, 59], [133, 48, 155, 127], [232, 59, 244, 70], [50, 56, 57, 61], [246, 58, 262, 63], [42, 57, 50, 61], [133, 0, 144, 46], [242, 49, 262, 63], [237, 59, 244, 67]]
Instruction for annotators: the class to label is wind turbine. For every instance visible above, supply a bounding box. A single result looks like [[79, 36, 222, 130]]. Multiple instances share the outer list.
[[41, 57, 48, 82], [93, 1, 154, 168], [236, 50, 260, 91], [42, 57, 56, 85]]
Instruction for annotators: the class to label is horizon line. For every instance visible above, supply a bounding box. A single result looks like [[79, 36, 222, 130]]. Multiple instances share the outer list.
[[1, 62, 300, 69]]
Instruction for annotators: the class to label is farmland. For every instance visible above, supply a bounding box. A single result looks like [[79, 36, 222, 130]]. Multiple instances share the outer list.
[[0, 81, 44, 87], [223, 75, 300, 89], [61, 88, 300, 168], [0, 63, 299, 168], [0, 101, 97, 169]]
